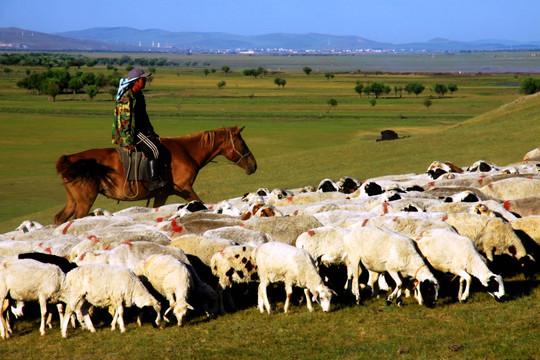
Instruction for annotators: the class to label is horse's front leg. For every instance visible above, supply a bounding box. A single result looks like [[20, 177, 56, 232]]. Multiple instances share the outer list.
[[152, 194, 169, 208], [174, 183, 202, 203]]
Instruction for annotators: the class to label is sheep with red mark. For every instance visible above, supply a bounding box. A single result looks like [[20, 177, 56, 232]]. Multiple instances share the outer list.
[[210, 245, 258, 313], [137, 254, 194, 326], [361, 215, 456, 241], [53, 215, 135, 236], [255, 242, 333, 314], [479, 177, 540, 201], [343, 226, 439, 307], [0, 258, 65, 339], [60, 263, 161, 337], [213, 200, 243, 217], [415, 229, 505, 302]]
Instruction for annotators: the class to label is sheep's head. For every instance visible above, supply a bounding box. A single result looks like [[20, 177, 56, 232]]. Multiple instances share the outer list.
[[313, 285, 334, 312], [486, 274, 505, 302], [415, 279, 439, 308], [519, 254, 537, 279]]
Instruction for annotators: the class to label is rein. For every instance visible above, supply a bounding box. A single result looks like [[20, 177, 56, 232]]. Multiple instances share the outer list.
[[211, 130, 251, 166]]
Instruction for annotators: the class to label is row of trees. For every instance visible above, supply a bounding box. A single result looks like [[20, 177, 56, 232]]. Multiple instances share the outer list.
[[16, 68, 123, 101], [354, 81, 458, 99], [0, 53, 177, 69]]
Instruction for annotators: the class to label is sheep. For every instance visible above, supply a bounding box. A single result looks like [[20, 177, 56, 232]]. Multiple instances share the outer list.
[[53, 215, 135, 236], [137, 254, 194, 326], [317, 178, 339, 192], [415, 229, 505, 302], [203, 226, 272, 247], [60, 263, 162, 337], [210, 245, 258, 313], [295, 226, 352, 296], [169, 235, 235, 266], [242, 215, 323, 245], [268, 191, 349, 207], [337, 176, 362, 194], [343, 226, 439, 307], [361, 215, 456, 241], [0, 258, 65, 339], [75, 241, 190, 273], [502, 197, 540, 217], [479, 177, 540, 201], [255, 242, 333, 314], [295, 226, 350, 274], [213, 200, 243, 217], [15, 220, 43, 233], [154, 212, 242, 238]]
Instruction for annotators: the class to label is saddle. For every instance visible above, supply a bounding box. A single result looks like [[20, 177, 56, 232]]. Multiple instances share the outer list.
[[116, 147, 151, 181]]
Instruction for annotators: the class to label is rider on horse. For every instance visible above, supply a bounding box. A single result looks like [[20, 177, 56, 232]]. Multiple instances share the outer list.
[[112, 68, 167, 191]]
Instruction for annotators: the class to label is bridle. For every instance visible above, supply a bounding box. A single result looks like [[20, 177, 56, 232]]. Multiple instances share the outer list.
[[225, 131, 251, 165]]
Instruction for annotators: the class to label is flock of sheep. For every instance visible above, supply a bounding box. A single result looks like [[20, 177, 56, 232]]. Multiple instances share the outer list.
[[1, 150, 540, 339]]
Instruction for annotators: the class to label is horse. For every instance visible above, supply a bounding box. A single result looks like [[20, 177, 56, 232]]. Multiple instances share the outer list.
[[54, 126, 257, 224]]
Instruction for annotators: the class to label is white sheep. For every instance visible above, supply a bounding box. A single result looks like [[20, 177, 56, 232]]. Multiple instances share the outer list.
[[60, 263, 162, 337], [415, 229, 505, 302], [203, 226, 272, 247], [343, 226, 439, 307], [0, 258, 65, 339], [138, 254, 194, 326], [255, 242, 333, 314], [242, 215, 323, 245]]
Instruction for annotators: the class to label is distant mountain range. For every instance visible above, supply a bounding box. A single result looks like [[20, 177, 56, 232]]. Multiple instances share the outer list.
[[1, 27, 539, 53]]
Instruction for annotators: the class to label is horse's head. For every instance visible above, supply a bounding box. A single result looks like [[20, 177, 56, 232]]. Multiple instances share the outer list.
[[223, 126, 257, 175]]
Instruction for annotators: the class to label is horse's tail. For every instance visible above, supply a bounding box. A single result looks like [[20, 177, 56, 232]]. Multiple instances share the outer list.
[[56, 155, 115, 188]]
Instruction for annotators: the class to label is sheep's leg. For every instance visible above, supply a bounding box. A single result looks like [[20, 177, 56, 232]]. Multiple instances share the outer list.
[[386, 271, 402, 306], [258, 279, 271, 314], [304, 289, 314, 312], [111, 307, 119, 331], [117, 305, 126, 332], [347, 257, 361, 304], [0, 296, 9, 339], [458, 272, 472, 302], [283, 283, 293, 313], [367, 271, 380, 298], [61, 304, 74, 338], [38, 296, 48, 336]]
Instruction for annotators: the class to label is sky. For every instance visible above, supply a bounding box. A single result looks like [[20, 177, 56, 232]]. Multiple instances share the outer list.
[[1, 0, 540, 44]]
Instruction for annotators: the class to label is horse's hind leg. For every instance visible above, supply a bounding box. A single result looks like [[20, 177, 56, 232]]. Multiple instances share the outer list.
[[72, 182, 99, 219], [54, 182, 77, 224]]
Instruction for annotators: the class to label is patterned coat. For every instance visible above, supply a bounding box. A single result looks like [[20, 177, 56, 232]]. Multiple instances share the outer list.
[[112, 90, 155, 147]]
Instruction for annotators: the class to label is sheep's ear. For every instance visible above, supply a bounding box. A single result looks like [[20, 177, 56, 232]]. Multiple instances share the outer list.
[[312, 291, 320, 304], [187, 303, 194, 311]]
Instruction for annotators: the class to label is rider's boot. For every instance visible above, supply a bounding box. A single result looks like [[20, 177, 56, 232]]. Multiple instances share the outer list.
[[148, 159, 167, 191]]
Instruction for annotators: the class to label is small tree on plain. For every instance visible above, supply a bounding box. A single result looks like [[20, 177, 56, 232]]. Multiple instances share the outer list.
[[217, 80, 226, 90], [87, 85, 99, 100], [203, 69, 210, 76], [433, 83, 448, 98], [324, 72, 335, 81], [303, 66, 312, 75], [448, 83, 458, 94], [423, 98, 432, 111], [327, 98, 338, 112], [354, 83, 364, 97], [274, 77, 286, 88], [369, 98, 377, 107], [222, 65, 231, 76]]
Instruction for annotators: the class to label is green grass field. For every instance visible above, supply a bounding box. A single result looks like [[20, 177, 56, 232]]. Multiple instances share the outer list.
[[0, 59, 539, 359]]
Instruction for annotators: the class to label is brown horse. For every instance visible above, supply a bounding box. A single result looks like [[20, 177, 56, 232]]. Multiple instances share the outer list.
[[54, 126, 257, 224]]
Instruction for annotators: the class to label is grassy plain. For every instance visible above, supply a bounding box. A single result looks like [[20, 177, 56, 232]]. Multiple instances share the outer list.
[[0, 56, 539, 359]]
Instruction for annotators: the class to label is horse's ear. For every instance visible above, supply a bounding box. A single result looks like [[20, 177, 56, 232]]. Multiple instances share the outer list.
[[235, 126, 245, 134]]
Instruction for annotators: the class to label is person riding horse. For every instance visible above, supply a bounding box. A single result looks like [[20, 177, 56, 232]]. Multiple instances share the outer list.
[[112, 68, 167, 191]]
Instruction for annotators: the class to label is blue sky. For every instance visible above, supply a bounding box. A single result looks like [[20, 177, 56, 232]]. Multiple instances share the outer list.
[[2, 0, 539, 43]]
